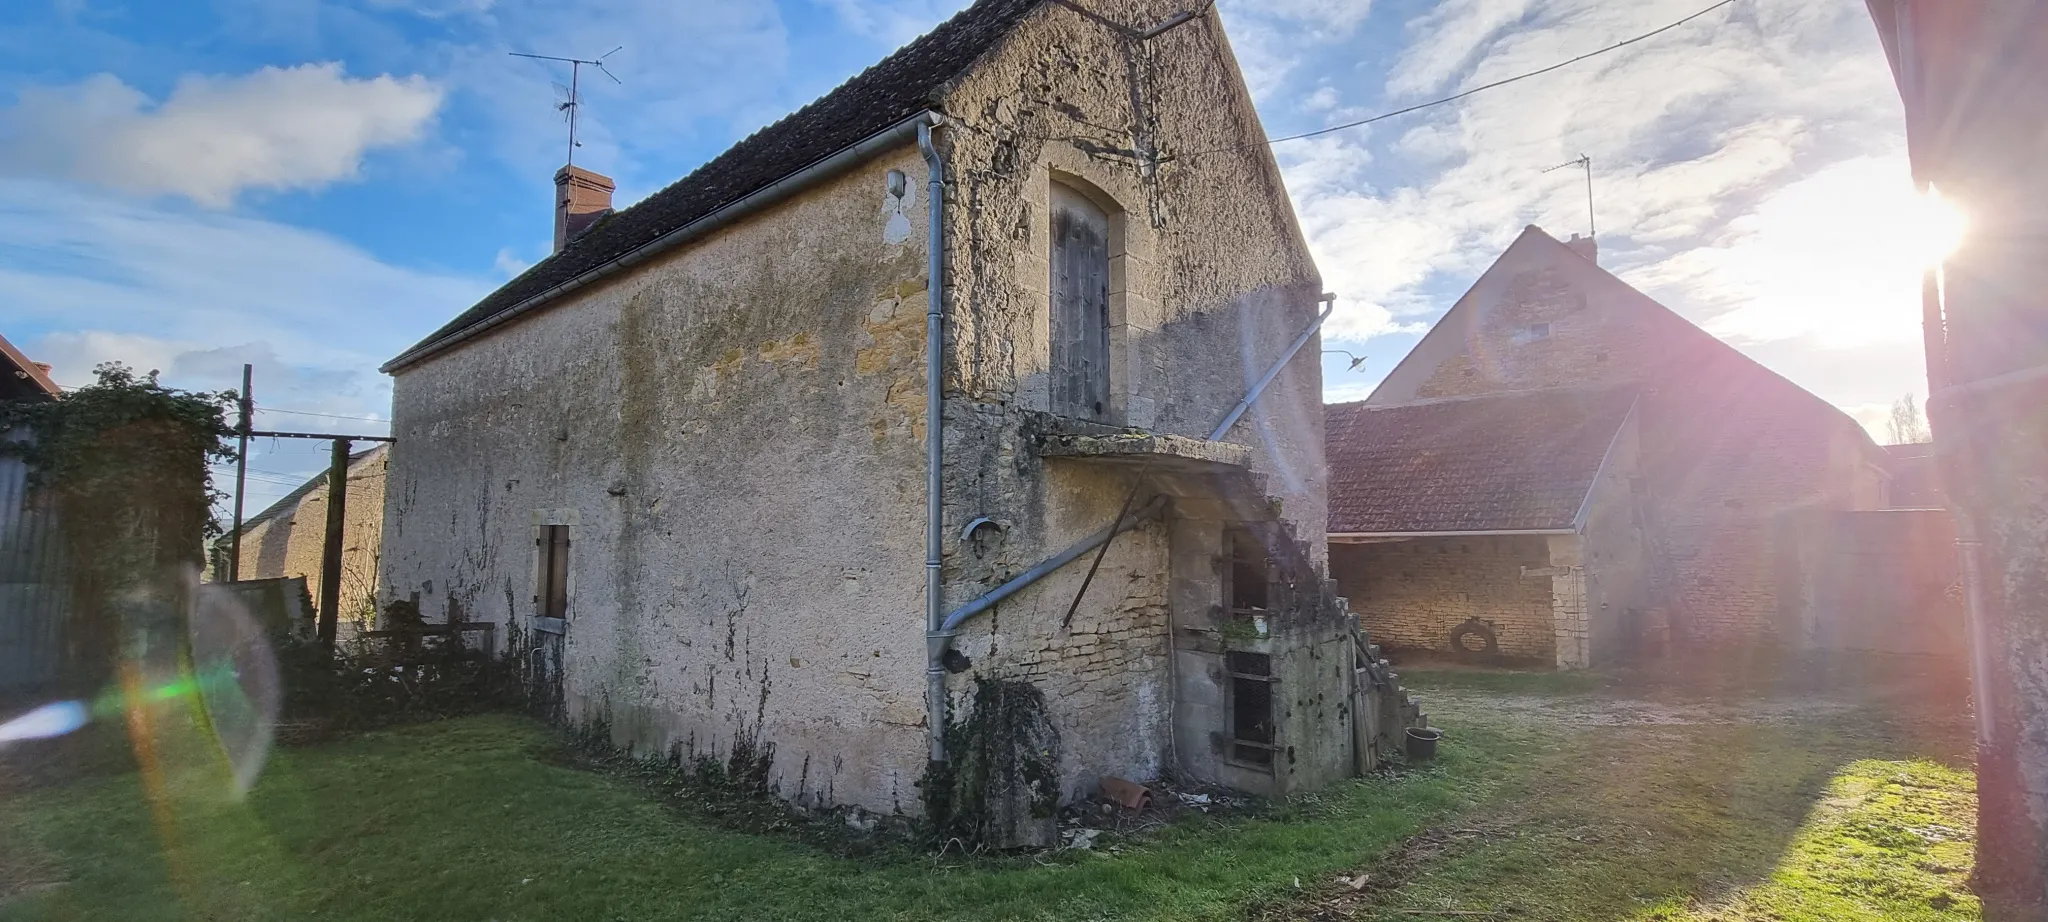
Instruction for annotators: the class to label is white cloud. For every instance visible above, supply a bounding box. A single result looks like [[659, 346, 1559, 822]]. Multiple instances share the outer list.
[[1635, 155, 1935, 350], [493, 246, 532, 277], [0, 180, 489, 406], [811, 0, 966, 46], [1263, 0, 1911, 412], [364, 0, 496, 17], [0, 63, 443, 207], [1220, 0, 1377, 100]]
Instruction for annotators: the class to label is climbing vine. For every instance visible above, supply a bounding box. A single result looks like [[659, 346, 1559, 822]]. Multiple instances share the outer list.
[[0, 362, 237, 684]]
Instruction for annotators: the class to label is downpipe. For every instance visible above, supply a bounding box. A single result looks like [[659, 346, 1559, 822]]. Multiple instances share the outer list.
[[919, 118, 950, 764], [938, 292, 1337, 634]]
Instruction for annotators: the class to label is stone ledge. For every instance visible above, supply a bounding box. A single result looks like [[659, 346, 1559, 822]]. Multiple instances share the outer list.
[[1037, 430, 1254, 473]]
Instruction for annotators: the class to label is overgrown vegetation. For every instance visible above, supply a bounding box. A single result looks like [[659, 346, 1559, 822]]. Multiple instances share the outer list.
[[272, 601, 522, 739], [0, 363, 236, 687], [921, 677, 1063, 848]]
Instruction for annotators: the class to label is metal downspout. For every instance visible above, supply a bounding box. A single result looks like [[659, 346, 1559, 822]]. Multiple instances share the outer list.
[[938, 293, 1337, 637], [919, 119, 949, 763]]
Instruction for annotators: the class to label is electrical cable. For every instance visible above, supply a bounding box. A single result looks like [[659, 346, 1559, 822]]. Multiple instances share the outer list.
[[255, 407, 389, 424], [1175, 0, 1741, 159]]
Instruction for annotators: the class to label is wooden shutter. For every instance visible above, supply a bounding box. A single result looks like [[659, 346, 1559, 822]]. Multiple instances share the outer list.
[[541, 525, 570, 621], [1049, 183, 1111, 421]]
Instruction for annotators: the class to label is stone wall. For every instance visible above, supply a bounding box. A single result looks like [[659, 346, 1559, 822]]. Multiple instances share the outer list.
[[1778, 508, 1964, 657], [1577, 412, 1650, 663], [1330, 536, 1556, 662], [381, 0, 1334, 815], [234, 447, 386, 631]]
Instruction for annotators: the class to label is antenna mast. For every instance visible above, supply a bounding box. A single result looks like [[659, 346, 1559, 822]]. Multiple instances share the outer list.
[[1543, 153, 1595, 240], [510, 46, 623, 168]]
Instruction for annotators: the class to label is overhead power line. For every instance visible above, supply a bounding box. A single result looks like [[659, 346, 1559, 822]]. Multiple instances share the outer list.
[[256, 406, 390, 424], [1179, 0, 1741, 159]]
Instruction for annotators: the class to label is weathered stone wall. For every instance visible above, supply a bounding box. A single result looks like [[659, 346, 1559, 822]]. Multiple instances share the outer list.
[[927, 0, 1330, 801], [385, 148, 940, 814], [235, 447, 386, 631], [1778, 508, 1964, 657], [1577, 412, 1649, 664], [1330, 536, 1556, 662], [382, 0, 1331, 814]]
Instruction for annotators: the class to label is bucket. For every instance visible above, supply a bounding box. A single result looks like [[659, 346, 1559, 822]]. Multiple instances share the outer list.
[[1405, 727, 1443, 761]]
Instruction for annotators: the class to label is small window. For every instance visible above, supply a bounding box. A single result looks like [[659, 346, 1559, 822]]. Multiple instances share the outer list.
[[1514, 322, 1552, 344], [1049, 181, 1112, 420], [537, 525, 570, 622], [1227, 652, 1276, 768], [1227, 528, 1270, 615]]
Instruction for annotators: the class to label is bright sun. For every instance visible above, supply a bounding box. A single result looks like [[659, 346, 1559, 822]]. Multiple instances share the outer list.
[[1909, 186, 1968, 268], [1701, 156, 1965, 349]]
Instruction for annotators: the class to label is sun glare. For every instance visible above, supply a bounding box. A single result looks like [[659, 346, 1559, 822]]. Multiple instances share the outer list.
[[1911, 186, 1968, 267], [1699, 157, 1962, 350]]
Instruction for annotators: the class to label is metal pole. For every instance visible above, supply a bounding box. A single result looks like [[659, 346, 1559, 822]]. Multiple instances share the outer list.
[[1583, 156, 1596, 241], [918, 118, 949, 763], [317, 438, 351, 648], [227, 363, 251, 582]]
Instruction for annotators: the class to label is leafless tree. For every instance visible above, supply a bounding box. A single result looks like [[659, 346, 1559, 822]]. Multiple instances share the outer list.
[[1887, 394, 1932, 445]]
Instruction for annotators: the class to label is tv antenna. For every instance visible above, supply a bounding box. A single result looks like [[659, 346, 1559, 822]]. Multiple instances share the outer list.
[[1543, 153, 1594, 241], [510, 46, 623, 168]]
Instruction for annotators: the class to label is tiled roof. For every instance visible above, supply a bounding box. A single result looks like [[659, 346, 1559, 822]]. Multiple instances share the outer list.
[[0, 332, 60, 401], [390, 0, 1043, 368], [1326, 389, 1636, 534]]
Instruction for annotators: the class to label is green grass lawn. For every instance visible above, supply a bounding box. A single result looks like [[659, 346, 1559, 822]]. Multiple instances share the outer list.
[[0, 660, 1979, 921]]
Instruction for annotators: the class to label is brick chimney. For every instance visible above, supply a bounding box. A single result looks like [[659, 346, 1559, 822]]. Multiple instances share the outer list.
[[554, 165, 615, 253], [1565, 232, 1598, 265]]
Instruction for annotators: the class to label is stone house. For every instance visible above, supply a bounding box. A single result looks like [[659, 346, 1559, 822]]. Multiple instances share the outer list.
[[378, 0, 1411, 840], [1332, 226, 1887, 663], [219, 445, 388, 632], [1326, 388, 1649, 669]]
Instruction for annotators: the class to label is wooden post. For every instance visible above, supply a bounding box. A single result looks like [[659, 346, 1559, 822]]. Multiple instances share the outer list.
[[227, 363, 251, 581], [317, 438, 351, 648]]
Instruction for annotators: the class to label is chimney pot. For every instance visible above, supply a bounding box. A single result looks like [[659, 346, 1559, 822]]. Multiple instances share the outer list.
[[1565, 232, 1598, 265], [554, 165, 616, 253]]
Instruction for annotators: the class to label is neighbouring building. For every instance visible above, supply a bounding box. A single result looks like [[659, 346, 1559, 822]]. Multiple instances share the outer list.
[[1881, 441, 1944, 508], [378, 0, 1413, 840], [0, 333, 65, 691], [1326, 388, 1649, 669], [1331, 226, 1888, 664], [218, 445, 389, 633]]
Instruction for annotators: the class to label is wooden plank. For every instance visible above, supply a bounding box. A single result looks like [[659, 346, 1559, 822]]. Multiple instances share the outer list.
[[1050, 183, 1111, 421]]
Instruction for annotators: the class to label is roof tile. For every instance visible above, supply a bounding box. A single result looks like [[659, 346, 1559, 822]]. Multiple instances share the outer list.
[[1326, 389, 1636, 534]]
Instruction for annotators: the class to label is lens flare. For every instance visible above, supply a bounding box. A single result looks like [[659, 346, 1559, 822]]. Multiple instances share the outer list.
[[0, 700, 90, 743]]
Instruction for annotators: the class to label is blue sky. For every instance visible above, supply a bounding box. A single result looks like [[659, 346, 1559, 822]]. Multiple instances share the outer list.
[[1, 0, 1919, 512]]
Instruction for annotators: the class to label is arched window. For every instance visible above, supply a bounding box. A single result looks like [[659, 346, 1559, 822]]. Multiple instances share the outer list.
[[1049, 181, 1112, 421]]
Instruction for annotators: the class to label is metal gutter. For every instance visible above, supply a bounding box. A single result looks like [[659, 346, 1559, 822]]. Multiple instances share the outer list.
[[382, 111, 946, 374], [1208, 295, 1336, 441], [940, 496, 1171, 633], [918, 120, 950, 763], [1330, 528, 1575, 541]]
